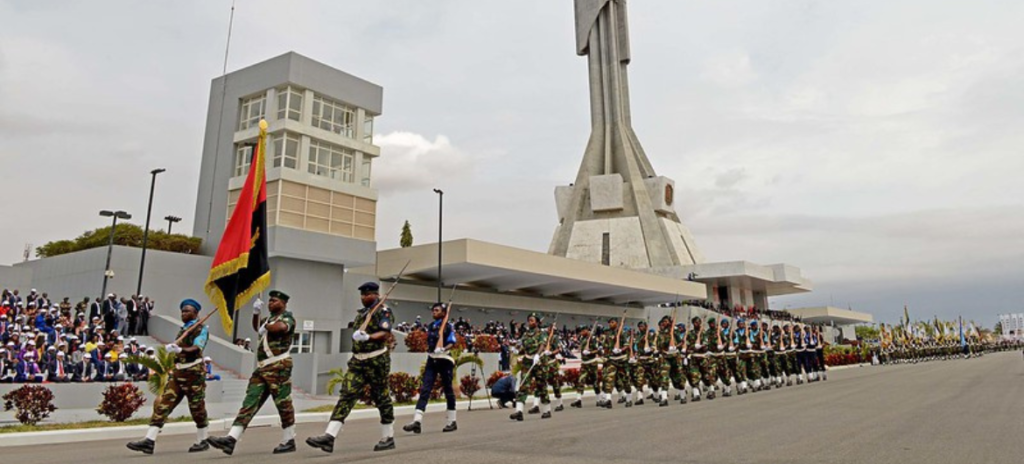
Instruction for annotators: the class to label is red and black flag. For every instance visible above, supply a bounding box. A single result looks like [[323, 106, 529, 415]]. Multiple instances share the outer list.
[[205, 120, 271, 335]]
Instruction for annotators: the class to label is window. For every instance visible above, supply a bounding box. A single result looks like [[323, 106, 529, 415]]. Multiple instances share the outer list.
[[291, 332, 313, 354], [233, 145, 252, 178], [363, 116, 374, 144], [271, 132, 300, 169], [276, 87, 303, 122], [238, 94, 266, 130], [308, 140, 355, 182], [601, 232, 610, 265], [360, 158, 372, 187], [311, 94, 355, 138]]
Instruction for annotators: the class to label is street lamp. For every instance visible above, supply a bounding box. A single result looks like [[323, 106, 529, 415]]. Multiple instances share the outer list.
[[433, 188, 443, 303], [164, 215, 181, 234], [137, 168, 166, 296], [99, 210, 132, 300]]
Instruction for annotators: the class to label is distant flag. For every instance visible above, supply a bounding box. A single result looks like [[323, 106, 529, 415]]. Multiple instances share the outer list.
[[959, 316, 966, 347], [903, 305, 911, 331], [204, 119, 271, 335]]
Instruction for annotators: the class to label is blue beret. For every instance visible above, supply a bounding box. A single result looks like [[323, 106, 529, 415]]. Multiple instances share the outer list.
[[358, 282, 380, 293], [180, 299, 201, 312]]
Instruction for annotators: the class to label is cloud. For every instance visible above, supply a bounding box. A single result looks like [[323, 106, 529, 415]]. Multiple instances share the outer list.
[[700, 51, 758, 87], [371, 131, 474, 195]]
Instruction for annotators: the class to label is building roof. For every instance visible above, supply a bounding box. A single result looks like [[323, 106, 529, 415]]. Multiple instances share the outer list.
[[785, 306, 874, 325], [375, 239, 707, 305], [675, 261, 813, 297]]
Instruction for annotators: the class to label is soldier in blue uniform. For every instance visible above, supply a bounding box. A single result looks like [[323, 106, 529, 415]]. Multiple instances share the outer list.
[[403, 302, 458, 434]]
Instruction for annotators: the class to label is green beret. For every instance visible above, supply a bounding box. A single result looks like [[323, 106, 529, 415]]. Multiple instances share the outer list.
[[268, 290, 290, 302]]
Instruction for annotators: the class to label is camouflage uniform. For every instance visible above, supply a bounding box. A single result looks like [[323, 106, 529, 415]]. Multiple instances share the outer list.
[[233, 310, 296, 429], [543, 331, 563, 404], [601, 328, 632, 399], [632, 328, 653, 396], [716, 324, 735, 394], [656, 325, 684, 400], [150, 320, 209, 428], [577, 330, 603, 396], [684, 325, 704, 397], [516, 326, 550, 405], [733, 326, 750, 392], [331, 305, 394, 425], [701, 324, 720, 394]]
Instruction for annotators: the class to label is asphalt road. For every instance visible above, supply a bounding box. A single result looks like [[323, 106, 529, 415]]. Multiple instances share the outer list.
[[6, 351, 1023, 464]]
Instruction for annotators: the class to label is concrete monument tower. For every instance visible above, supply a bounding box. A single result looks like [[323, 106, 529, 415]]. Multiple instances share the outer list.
[[550, 0, 704, 271]]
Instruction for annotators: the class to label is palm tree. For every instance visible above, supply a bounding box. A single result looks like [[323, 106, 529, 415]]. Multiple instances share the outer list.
[[127, 346, 176, 396]]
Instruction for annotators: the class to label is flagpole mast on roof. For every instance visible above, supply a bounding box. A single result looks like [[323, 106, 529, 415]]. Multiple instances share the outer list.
[[204, 0, 238, 237]]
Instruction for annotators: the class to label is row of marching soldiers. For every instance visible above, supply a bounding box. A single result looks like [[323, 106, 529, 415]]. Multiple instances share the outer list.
[[509, 312, 828, 421]]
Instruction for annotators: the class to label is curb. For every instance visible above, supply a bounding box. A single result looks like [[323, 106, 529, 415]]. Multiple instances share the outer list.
[[0, 395, 507, 447]]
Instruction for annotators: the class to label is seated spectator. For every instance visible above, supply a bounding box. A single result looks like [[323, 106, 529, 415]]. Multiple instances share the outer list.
[[48, 351, 71, 383], [16, 352, 44, 383], [75, 352, 97, 382], [0, 348, 14, 382], [243, 337, 251, 350], [204, 357, 221, 381]]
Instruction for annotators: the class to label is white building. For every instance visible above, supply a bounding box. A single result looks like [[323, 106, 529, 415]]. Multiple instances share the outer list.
[[998, 313, 1024, 339]]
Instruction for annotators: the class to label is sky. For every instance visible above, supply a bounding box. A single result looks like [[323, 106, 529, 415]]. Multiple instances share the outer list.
[[1, 1, 1021, 325]]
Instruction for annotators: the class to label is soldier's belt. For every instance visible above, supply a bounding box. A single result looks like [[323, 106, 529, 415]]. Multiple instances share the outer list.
[[581, 358, 603, 365], [174, 359, 203, 370], [427, 352, 455, 363], [257, 352, 291, 369], [608, 355, 628, 362], [353, 347, 388, 361]]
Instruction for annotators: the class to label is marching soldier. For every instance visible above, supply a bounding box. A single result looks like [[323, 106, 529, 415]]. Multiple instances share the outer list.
[[685, 317, 706, 401], [127, 299, 210, 455], [403, 302, 458, 434], [208, 291, 296, 455], [632, 321, 653, 405], [572, 324, 603, 408], [655, 316, 683, 406], [718, 318, 735, 397], [759, 321, 773, 391], [601, 317, 631, 408], [307, 282, 396, 453], [702, 317, 721, 400], [734, 318, 751, 395], [510, 313, 552, 420]]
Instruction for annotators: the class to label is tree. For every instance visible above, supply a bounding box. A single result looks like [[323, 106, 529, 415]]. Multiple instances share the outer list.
[[36, 223, 201, 258], [993, 321, 1003, 335], [855, 325, 880, 341], [400, 220, 413, 248]]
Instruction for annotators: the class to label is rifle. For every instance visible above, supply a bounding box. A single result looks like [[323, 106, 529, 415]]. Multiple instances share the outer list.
[[613, 309, 627, 351], [668, 308, 678, 350], [434, 284, 459, 352], [358, 260, 411, 332], [175, 310, 217, 345], [583, 317, 600, 352], [519, 313, 558, 385]]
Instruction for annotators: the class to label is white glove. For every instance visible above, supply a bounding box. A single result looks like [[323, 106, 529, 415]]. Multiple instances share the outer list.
[[532, 354, 540, 364], [434, 347, 446, 354], [258, 324, 267, 338], [728, 346, 735, 352], [717, 344, 724, 351], [352, 330, 370, 342], [668, 346, 678, 353], [628, 357, 637, 364], [582, 349, 591, 356], [555, 353, 564, 361], [643, 347, 652, 354], [695, 343, 703, 350], [165, 344, 181, 354], [612, 348, 622, 355], [253, 298, 264, 315], [543, 350, 552, 357]]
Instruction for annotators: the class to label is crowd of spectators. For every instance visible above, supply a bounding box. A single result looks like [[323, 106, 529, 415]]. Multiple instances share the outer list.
[[0, 287, 160, 384]]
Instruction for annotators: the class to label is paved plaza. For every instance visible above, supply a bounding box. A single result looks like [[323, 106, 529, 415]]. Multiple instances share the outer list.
[[3, 351, 1021, 464]]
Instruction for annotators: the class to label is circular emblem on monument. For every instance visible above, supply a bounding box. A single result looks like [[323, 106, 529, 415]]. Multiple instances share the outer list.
[[665, 184, 674, 206]]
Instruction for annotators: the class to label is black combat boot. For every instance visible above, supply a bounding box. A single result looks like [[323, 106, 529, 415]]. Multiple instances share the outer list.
[[554, 404, 564, 412], [528, 405, 540, 414], [624, 400, 633, 408], [509, 411, 524, 421], [635, 398, 644, 406], [673, 393, 681, 401], [617, 396, 626, 404], [273, 439, 296, 454], [126, 438, 155, 455], [207, 436, 237, 456], [706, 390, 716, 400], [402, 421, 421, 434], [659, 399, 669, 407], [541, 411, 552, 419], [305, 434, 335, 453], [570, 399, 582, 408], [188, 440, 209, 453], [374, 437, 395, 452], [443, 422, 457, 432]]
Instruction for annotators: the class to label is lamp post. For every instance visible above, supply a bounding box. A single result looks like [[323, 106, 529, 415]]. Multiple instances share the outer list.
[[164, 215, 181, 234], [99, 210, 132, 300], [137, 168, 166, 296], [433, 188, 443, 302]]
